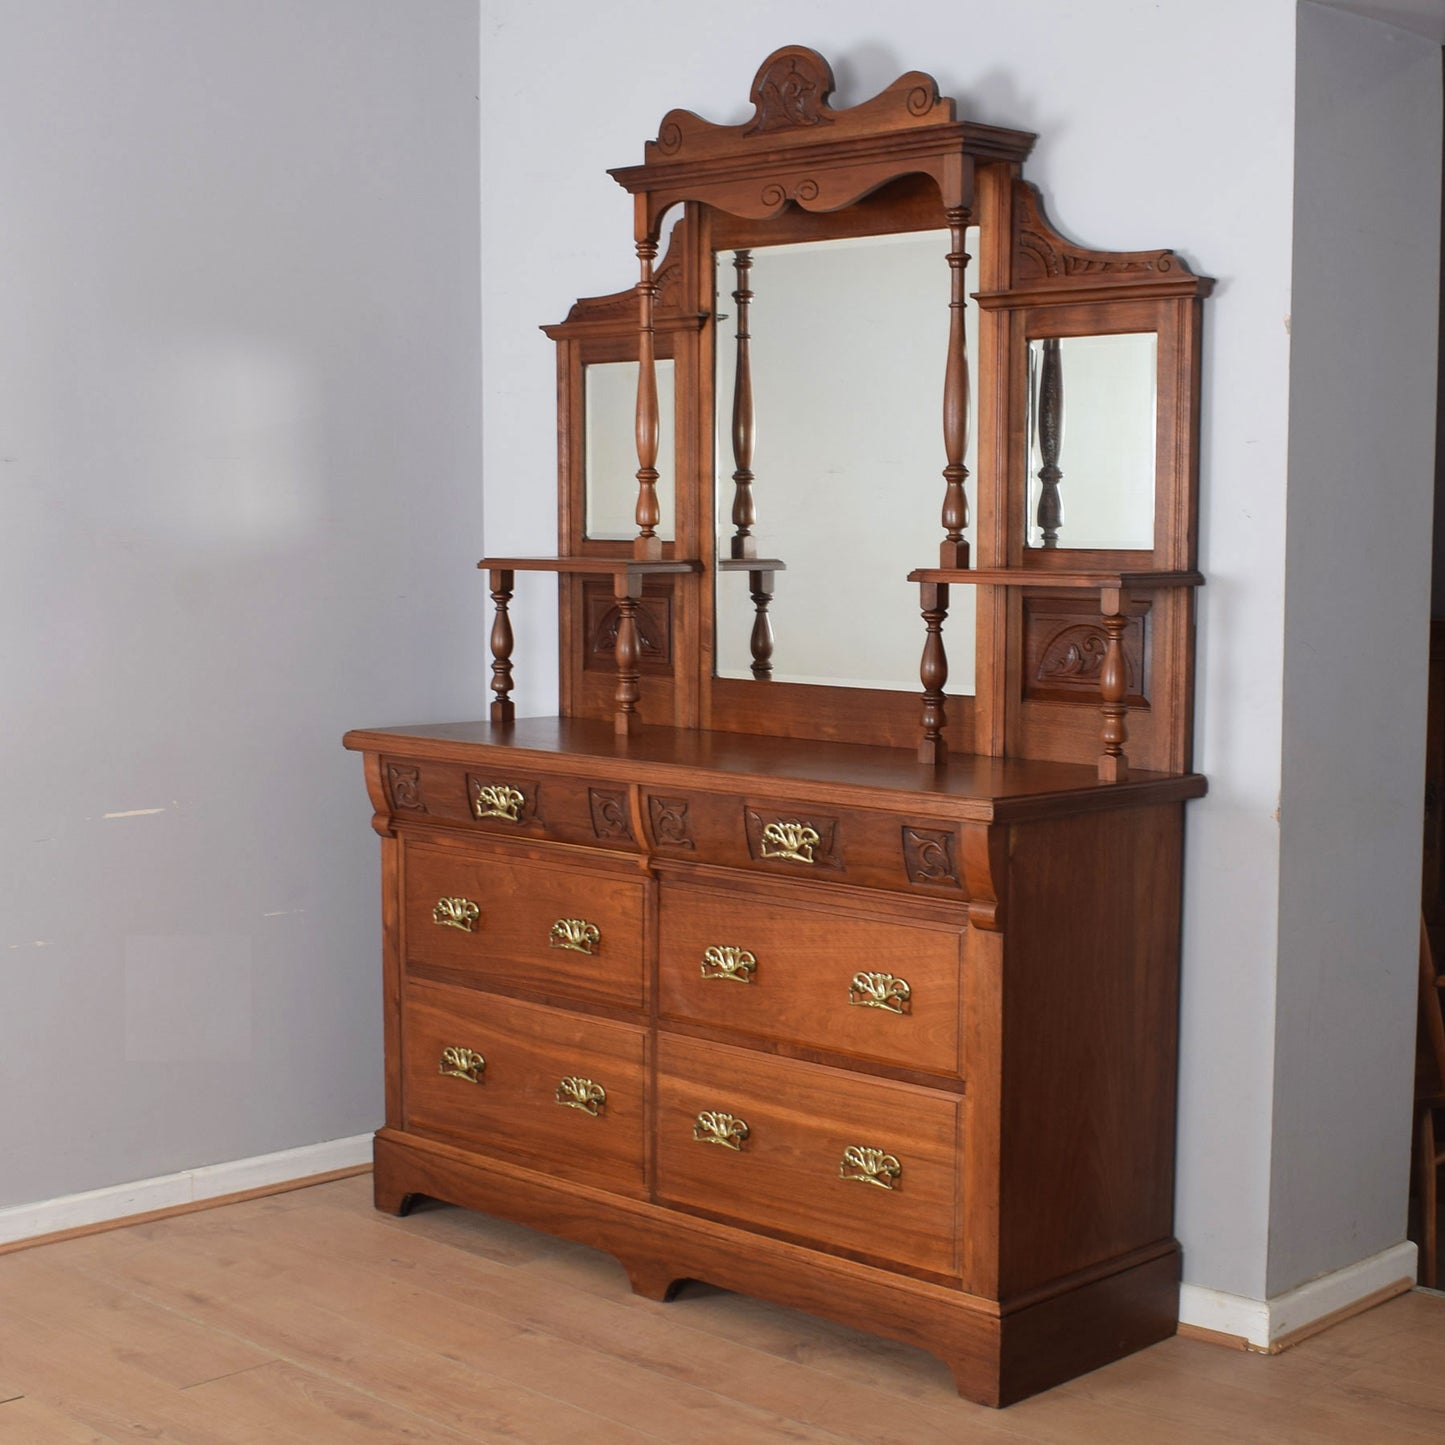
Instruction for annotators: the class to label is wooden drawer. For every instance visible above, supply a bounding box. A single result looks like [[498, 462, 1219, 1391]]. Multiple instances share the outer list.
[[644, 788, 968, 896], [656, 1035, 961, 1276], [403, 981, 646, 1197], [381, 754, 641, 852], [658, 883, 963, 1076], [402, 839, 644, 1010]]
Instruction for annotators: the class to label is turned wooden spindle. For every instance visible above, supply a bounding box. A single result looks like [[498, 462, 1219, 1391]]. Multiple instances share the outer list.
[[1035, 336, 1064, 548], [1098, 587, 1129, 782], [633, 236, 663, 561], [748, 569, 774, 679], [729, 250, 757, 560], [488, 567, 516, 727], [939, 208, 972, 569], [613, 575, 643, 736], [918, 581, 950, 765]]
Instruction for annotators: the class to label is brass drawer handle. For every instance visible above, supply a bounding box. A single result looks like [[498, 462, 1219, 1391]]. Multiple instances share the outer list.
[[473, 783, 524, 822], [839, 1145, 901, 1190], [438, 1046, 486, 1084], [556, 1076, 606, 1116], [550, 918, 601, 955], [848, 971, 911, 1015], [700, 945, 757, 983], [759, 819, 820, 864], [433, 897, 480, 933], [693, 1110, 750, 1151]]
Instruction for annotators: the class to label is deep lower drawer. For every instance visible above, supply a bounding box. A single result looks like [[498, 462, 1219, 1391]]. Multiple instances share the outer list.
[[402, 839, 645, 1010], [658, 883, 963, 1076], [655, 1034, 962, 1276], [403, 980, 647, 1197]]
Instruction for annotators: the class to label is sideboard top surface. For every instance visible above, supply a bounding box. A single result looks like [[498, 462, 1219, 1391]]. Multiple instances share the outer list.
[[343, 717, 1204, 823]]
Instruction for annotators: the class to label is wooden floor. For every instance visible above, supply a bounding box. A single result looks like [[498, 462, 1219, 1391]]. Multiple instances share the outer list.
[[1, 1175, 1442, 1443]]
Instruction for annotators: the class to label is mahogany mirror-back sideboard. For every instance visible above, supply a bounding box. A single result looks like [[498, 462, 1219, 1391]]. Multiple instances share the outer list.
[[344, 46, 1211, 1407]]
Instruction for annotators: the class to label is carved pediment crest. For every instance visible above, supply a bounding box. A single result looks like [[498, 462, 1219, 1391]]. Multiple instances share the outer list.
[[746, 47, 836, 135]]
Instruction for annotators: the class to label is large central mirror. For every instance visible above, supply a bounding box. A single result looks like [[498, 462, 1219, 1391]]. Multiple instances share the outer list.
[[712, 227, 979, 694]]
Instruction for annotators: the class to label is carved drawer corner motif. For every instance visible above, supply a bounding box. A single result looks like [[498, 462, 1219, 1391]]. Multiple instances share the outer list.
[[744, 807, 841, 871], [649, 795, 695, 850], [588, 787, 634, 841], [902, 827, 960, 888], [386, 764, 427, 813]]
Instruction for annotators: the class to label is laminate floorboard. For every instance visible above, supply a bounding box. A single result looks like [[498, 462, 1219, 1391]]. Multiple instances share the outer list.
[[0, 1173, 1441, 1444]]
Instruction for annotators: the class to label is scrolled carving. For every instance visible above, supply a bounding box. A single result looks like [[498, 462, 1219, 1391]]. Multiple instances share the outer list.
[[906, 83, 936, 116], [1038, 626, 1108, 682], [386, 764, 427, 813], [1012, 182, 1200, 291], [746, 47, 836, 134], [902, 827, 960, 888], [1024, 598, 1150, 708], [588, 788, 633, 841], [649, 796, 694, 850]]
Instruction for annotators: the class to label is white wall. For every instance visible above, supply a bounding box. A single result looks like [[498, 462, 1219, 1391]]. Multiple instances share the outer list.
[[1270, 3, 1442, 1295], [0, 0, 481, 1207], [481, 0, 1300, 1300]]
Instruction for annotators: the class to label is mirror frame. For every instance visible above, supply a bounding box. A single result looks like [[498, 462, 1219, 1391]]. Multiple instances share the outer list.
[[534, 48, 1210, 772]]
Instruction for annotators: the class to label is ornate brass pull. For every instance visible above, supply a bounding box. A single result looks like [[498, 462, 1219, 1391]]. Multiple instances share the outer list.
[[693, 1110, 750, 1151], [555, 1076, 606, 1116], [760, 819, 820, 864], [848, 971, 911, 1015], [700, 945, 757, 983], [839, 1145, 901, 1190], [432, 897, 480, 933], [549, 918, 601, 955], [438, 1046, 486, 1084], [473, 783, 524, 823]]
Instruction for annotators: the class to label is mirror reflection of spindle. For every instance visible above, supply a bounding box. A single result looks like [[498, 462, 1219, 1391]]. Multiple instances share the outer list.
[[717, 247, 785, 680], [1033, 337, 1064, 548]]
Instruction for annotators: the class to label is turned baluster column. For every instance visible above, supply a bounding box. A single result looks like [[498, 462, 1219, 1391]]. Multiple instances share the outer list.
[[939, 208, 972, 569], [633, 236, 663, 561], [918, 581, 950, 765], [1035, 336, 1064, 548], [729, 249, 757, 560], [613, 573, 643, 737], [488, 568, 515, 727], [1098, 587, 1129, 782], [748, 570, 774, 679]]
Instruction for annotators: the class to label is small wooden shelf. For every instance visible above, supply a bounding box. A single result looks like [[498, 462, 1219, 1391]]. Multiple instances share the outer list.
[[908, 567, 1203, 590], [477, 556, 703, 576], [716, 557, 786, 573]]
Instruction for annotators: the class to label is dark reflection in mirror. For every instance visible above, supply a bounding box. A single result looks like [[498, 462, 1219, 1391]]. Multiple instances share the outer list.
[[584, 360, 675, 542], [1025, 333, 1157, 552]]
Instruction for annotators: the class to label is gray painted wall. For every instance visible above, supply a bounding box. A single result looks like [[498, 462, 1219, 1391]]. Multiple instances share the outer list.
[[1270, 4, 1442, 1295], [0, 0, 481, 1207]]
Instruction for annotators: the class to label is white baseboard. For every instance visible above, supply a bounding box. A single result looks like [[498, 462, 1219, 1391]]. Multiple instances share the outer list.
[[1179, 1240, 1419, 1348], [0, 1134, 373, 1249]]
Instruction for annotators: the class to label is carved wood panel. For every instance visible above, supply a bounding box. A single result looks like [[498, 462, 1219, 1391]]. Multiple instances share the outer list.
[[901, 827, 961, 889], [1023, 595, 1149, 708], [648, 795, 695, 850], [386, 764, 428, 813], [588, 787, 634, 842], [582, 581, 673, 674]]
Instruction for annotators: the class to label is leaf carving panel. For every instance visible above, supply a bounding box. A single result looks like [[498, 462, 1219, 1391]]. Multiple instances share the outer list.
[[1023, 596, 1149, 708]]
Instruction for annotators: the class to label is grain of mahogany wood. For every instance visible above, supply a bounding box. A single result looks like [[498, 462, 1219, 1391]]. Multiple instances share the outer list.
[[0, 1176, 1443, 1443]]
